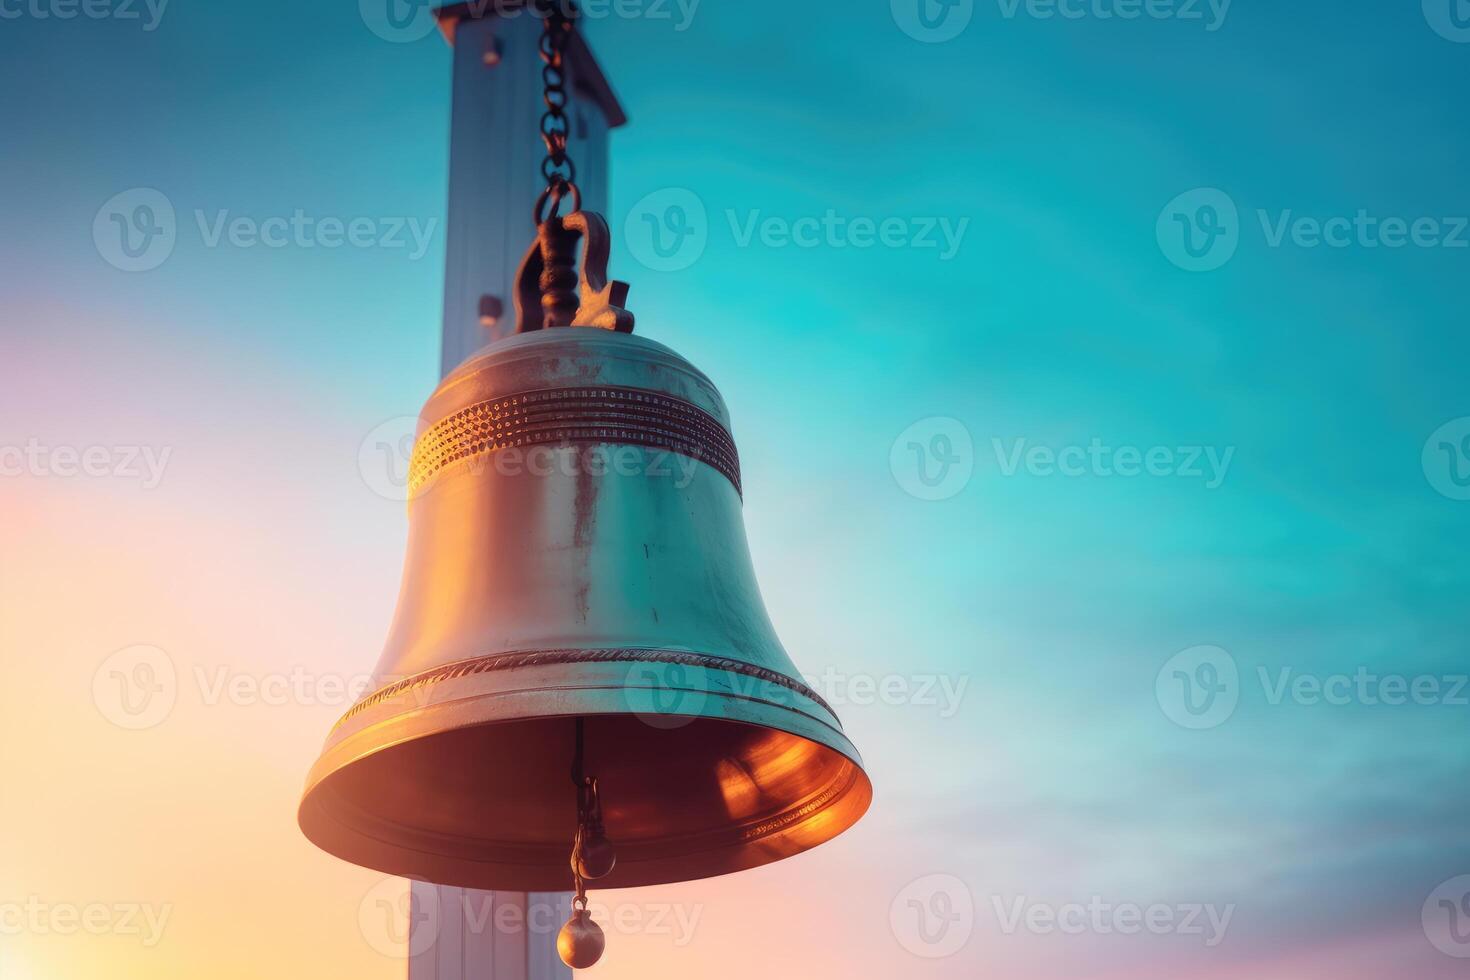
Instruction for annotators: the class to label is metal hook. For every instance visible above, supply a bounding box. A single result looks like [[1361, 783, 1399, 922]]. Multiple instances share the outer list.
[[513, 211, 634, 333]]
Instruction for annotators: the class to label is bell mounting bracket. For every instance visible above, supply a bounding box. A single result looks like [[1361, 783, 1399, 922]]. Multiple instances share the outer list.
[[513, 210, 634, 334]]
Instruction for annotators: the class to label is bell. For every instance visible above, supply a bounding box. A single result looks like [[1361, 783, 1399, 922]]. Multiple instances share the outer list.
[[298, 214, 871, 894]]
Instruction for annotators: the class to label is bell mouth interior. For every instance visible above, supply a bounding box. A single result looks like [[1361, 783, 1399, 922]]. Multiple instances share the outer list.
[[299, 713, 872, 892]]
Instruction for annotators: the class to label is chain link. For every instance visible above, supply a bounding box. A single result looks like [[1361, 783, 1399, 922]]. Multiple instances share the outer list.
[[534, 0, 581, 225]]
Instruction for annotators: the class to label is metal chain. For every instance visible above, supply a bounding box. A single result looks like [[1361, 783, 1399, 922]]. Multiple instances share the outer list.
[[534, 0, 581, 225]]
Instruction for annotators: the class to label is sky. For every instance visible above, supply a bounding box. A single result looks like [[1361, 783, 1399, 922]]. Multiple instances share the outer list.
[[2, 0, 1469, 977]]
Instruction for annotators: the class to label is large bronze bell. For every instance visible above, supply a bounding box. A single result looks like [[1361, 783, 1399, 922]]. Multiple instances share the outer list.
[[298, 212, 871, 899]]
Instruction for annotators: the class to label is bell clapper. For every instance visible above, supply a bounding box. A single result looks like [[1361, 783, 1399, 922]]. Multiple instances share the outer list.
[[557, 889, 606, 970], [559, 718, 615, 969]]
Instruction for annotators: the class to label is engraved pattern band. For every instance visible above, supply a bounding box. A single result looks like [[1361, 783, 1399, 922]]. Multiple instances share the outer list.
[[409, 385, 742, 495]]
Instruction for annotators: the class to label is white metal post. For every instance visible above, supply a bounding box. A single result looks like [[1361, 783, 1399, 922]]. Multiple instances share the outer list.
[[435, 4, 618, 374], [408, 5, 624, 977], [408, 884, 571, 980]]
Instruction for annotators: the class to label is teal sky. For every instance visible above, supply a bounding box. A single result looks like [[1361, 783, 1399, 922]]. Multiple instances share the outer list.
[[3, 1, 1468, 977]]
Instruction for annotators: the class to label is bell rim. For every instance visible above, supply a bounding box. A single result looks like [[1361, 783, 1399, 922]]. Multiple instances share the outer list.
[[298, 653, 872, 892], [299, 718, 872, 893], [329, 646, 842, 736]]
